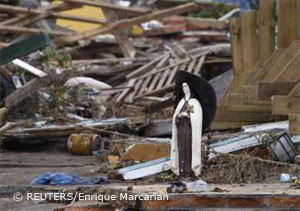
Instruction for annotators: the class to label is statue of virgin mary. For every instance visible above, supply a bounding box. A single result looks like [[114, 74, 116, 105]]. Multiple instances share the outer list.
[[171, 71, 217, 180]]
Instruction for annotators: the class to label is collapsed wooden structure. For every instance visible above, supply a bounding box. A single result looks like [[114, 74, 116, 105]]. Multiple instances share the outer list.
[[215, 0, 300, 134]]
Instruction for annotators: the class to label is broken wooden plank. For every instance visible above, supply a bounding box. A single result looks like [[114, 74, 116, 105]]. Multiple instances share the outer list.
[[258, 0, 276, 60], [187, 58, 197, 73], [278, 0, 299, 48], [63, 0, 150, 15], [125, 79, 143, 103], [0, 3, 106, 24], [240, 11, 258, 73], [59, 2, 199, 44], [12, 59, 47, 78], [193, 56, 206, 75], [181, 16, 228, 31], [165, 65, 180, 86], [115, 79, 136, 103], [71, 57, 152, 65], [137, 75, 153, 96], [156, 68, 171, 89], [126, 55, 165, 79], [3, 3, 82, 26], [272, 96, 300, 115], [4, 77, 52, 109], [103, 5, 135, 58], [0, 25, 73, 36]]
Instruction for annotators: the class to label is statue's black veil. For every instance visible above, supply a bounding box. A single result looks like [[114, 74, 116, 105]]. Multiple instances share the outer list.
[[175, 70, 217, 131]]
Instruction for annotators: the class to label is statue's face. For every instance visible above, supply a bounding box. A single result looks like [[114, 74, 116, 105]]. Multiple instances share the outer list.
[[182, 83, 190, 96]]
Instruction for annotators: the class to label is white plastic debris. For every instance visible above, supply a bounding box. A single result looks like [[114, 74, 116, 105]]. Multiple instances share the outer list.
[[64, 77, 111, 90], [185, 179, 208, 192]]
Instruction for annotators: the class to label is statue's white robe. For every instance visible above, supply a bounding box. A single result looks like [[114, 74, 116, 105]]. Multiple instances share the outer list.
[[171, 98, 203, 176]]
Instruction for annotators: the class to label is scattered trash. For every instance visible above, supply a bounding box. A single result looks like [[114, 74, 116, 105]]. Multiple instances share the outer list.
[[267, 132, 297, 162], [185, 180, 208, 192], [67, 133, 102, 155]]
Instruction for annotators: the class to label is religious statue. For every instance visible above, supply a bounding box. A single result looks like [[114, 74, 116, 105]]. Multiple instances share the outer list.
[[171, 71, 217, 181]]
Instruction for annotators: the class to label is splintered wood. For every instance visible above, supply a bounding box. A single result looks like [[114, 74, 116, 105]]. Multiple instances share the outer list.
[[114, 51, 208, 104]]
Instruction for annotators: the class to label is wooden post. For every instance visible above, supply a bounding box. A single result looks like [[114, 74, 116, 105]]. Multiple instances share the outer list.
[[102, 1, 136, 58], [258, 0, 276, 60], [289, 114, 300, 135], [218, 17, 243, 104], [240, 11, 258, 73], [230, 17, 243, 76], [277, 0, 298, 48], [297, 0, 300, 39]]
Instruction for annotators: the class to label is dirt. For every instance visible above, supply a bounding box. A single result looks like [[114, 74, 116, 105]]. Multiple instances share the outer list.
[[0, 151, 101, 186]]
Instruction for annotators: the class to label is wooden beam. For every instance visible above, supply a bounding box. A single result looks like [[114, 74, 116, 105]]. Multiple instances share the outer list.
[[240, 11, 258, 73], [229, 17, 243, 76], [5, 3, 83, 26], [289, 114, 300, 135], [126, 55, 165, 79], [0, 3, 106, 25], [247, 49, 285, 85], [4, 73, 74, 110], [218, 18, 243, 105], [227, 93, 271, 112], [278, 0, 299, 48], [0, 15, 27, 25], [297, 0, 300, 39], [288, 82, 300, 96], [272, 52, 300, 82], [257, 40, 300, 83], [258, 0, 276, 60], [214, 106, 282, 122], [63, 0, 150, 15], [58, 2, 199, 44], [102, 5, 135, 58], [258, 81, 297, 100], [0, 25, 73, 36], [49, 11, 106, 24], [242, 85, 271, 105], [5, 77, 51, 110], [181, 17, 228, 31], [272, 96, 300, 115]]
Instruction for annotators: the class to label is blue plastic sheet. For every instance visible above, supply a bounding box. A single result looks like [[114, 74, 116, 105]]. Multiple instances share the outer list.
[[30, 172, 108, 185]]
